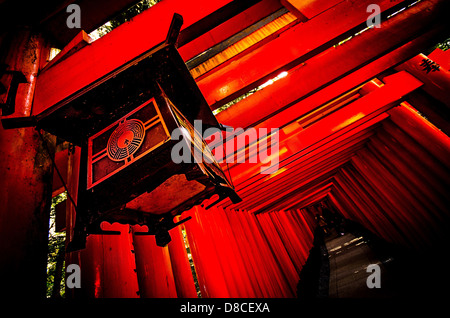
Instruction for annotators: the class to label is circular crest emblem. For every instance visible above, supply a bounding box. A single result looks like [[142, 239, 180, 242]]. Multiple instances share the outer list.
[[107, 119, 146, 162]]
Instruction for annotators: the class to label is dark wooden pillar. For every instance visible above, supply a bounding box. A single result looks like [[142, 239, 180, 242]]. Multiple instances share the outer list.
[[0, 28, 55, 298]]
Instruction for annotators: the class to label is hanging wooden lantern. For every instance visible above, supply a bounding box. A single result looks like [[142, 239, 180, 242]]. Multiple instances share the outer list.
[[68, 83, 240, 250], [9, 14, 241, 250]]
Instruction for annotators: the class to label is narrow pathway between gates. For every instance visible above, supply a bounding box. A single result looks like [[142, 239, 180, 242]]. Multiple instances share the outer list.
[[297, 218, 443, 299], [325, 230, 395, 298]]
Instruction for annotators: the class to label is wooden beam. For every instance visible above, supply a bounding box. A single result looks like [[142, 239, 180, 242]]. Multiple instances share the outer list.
[[216, 0, 446, 129], [197, 0, 418, 108], [32, 0, 233, 116], [179, 0, 283, 62], [220, 113, 389, 205], [281, 0, 345, 20], [396, 53, 450, 107], [218, 71, 421, 210]]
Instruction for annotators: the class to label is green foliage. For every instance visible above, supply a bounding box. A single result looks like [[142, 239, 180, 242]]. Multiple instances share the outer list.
[[181, 228, 202, 297], [46, 192, 67, 298], [97, 0, 162, 37], [213, 90, 257, 115], [428, 37, 450, 54], [436, 38, 450, 51]]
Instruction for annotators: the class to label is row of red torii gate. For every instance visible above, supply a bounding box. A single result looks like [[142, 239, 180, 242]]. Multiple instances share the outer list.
[[0, 0, 449, 298]]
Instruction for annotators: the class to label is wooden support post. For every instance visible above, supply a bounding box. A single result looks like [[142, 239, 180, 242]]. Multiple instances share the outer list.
[[131, 227, 177, 298], [167, 225, 198, 298], [0, 28, 54, 298]]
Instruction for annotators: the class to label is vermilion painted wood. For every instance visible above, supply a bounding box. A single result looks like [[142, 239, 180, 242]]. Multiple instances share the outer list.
[[358, 146, 439, 248], [336, 168, 399, 241], [218, 28, 438, 140], [218, 128, 379, 212], [351, 152, 420, 244], [212, 79, 379, 180], [338, 167, 398, 240], [32, 0, 233, 115], [230, 145, 359, 212], [389, 102, 450, 165], [77, 223, 140, 298], [179, 0, 283, 62], [396, 54, 450, 107], [369, 133, 446, 217], [380, 120, 449, 196], [335, 106, 450, 252], [226, 114, 386, 197], [0, 30, 56, 298], [182, 207, 314, 297], [41, 0, 449, 299], [184, 207, 231, 297], [216, 0, 445, 130], [255, 212, 298, 295], [51, 148, 69, 195], [218, 71, 421, 210], [131, 226, 178, 298], [429, 48, 450, 70], [374, 123, 450, 224], [225, 210, 268, 297], [167, 225, 198, 298], [197, 0, 413, 107], [65, 146, 81, 299], [281, 0, 345, 19], [230, 133, 373, 209]]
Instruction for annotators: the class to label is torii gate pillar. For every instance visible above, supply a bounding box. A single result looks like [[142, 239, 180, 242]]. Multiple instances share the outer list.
[[0, 27, 55, 298]]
